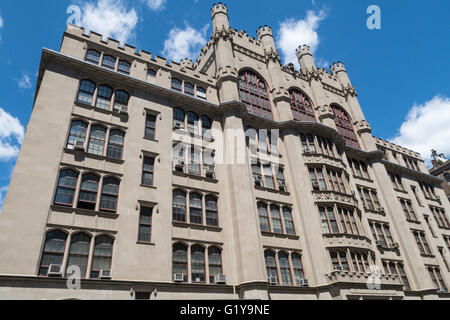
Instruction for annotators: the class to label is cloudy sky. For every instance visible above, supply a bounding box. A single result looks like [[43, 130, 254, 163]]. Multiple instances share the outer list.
[[0, 0, 449, 211]]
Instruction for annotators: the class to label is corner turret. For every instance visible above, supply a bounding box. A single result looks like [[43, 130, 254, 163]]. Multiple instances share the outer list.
[[211, 3, 229, 30], [296, 44, 316, 74]]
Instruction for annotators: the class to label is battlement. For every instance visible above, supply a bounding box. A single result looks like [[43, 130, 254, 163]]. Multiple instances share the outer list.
[[257, 25, 273, 39], [296, 44, 312, 59], [330, 61, 346, 74], [374, 137, 422, 159], [211, 3, 228, 17], [179, 58, 195, 70]]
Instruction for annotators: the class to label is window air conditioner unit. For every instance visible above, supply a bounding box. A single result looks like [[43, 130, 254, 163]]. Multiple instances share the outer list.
[[437, 288, 448, 294], [268, 277, 278, 285], [205, 167, 215, 178], [74, 140, 85, 151], [214, 274, 226, 284], [175, 160, 185, 170], [173, 273, 184, 283], [47, 264, 63, 277], [100, 269, 112, 279], [120, 106, 128, 114], [296, 278, 309, 287], [173, 121, 183, 130]]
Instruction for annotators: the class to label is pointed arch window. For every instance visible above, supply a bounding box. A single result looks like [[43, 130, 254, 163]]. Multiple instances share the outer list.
[[102, 55, 116, 70], [118, 60, 131, 75], [87, 125, 106, 156], [239, 70, 273, 120], [208, 247, 222, 283], [264, 250, 278, 283], [191, 245, 205, 282], [173, 243, 188, 282], [100, 177, 120, 212], [290, 90, 316, 122], [331, 105, 360, 149], [201, 115, 212, 141], [258, 202, 270, 232], [189, 192, 203, 225], [90, 235, 114, 278], [107, 130, 124, 160], [67, 120, 87, 149], [77, 173, 99, 210], [86, 50, 100, 64], [278, 252, 292, 285], [113, 90, 129, 112], [291, 253, 305, 281], [205, 195, 218, 227], [77, 80, 96, 105], [96, 85, 113, 110], [66, 233, 91, 279], [38, 230, 67, 276], [173, 190, 187, 222]]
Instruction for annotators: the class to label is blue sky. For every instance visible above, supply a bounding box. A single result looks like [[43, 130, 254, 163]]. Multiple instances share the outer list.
[[0, 0, 449, 210]]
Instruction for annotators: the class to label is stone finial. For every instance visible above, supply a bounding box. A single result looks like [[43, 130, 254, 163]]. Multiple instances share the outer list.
[[296, 44, 312, 59], [211, 2, 228, 17], [330, 62, 346, 74], [257, 25, 273, 39]]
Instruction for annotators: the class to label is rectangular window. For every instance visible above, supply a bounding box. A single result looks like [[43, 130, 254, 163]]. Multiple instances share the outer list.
[[145, 114, 157, 140], [142, 157, 154, 187], [138, 207, 152, 243]]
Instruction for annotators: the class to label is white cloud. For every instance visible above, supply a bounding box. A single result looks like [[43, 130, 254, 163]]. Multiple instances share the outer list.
[[0, 107, 25, 162], [0, 185, 8, 214], [143, 0, 166, 11], [17, 74, 32, 89], [162, 24, 209, 62], [0, 13, 4, 41], [277, 10, 326, 69], [79, 0, 138, 45], [392, 95, 450, 164]]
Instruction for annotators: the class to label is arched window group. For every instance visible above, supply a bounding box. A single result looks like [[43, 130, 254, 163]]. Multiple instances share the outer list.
[[54, 168, 120, 213], [39, 229, 114, 279], [239, 70, 273, 120], [66, 120, 125, 161], [257, 201, 295, 236], [172, 107, 212, 141], [172, 243, 223, 284], [331, 105, 360, 149], [290, 90, 316, 122], [264, 250, 305, 286], [77, 80, 130, 113], [172, 189, 219, 227]]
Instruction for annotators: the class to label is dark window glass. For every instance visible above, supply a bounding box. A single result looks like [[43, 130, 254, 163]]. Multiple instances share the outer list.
[[87, 125, 106, 156], [77, 174, 99, 210], [100, 177, 120, 212], [171, 78, 182, 91], [332, 105, 360, 149], [54, 169, 78, 206], [102, 55, 116, 69], [191, 245, 205, 282], [173, 243, 188, 282], [107, 130, 124, 160], [138, 207, 152, 243], [118, 60, 131, 74], [205, 195, 218, 227], [90, 235, 114, 278], [208, 247, 222, 283], [86, 50, 100, 64], [290, 90, 316, 122], [38, 230, 67, 276], [96, 85, 113, 110], [66, 233, 91, 279], [184, 83, 194, 95], [239, 71, 273, 120], [189, 193, 203, 225], [173, 190, 186, 222], [113, 90, 129, 112], [77, 80, 96, 105], [142, 157, 154, 186], [145, 114, 157, 140]]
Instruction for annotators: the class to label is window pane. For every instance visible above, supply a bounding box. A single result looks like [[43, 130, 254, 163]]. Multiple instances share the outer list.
[[107, 130, 124, 160], [173, 190, 186, 222]]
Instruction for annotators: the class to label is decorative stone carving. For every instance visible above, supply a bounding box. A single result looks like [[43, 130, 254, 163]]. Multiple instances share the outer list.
[[305, 66, 322, 82], [264, 47, 281, 64], [312, 191, 357, 207], [270, 87, 290, 103], [211, 26, 233, 43], [354, 120, 372, 134], [343, 84, 357, 97], [315, 104, 335, 121]]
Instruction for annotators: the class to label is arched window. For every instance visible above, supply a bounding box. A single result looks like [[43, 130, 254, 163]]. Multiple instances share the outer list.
[[187, 111, 199, 135], [77, 173, 99, 210], [66, 233, 91, 279], [291, 253, 304, 281], [102, 55, 116, 70], [173, 243, 188, 282], [173, 190, 187, 222], [173, 107, 185, 129], [107, 130, 124, 160], [86, 50, 100, 64], [77, 80, 96, 105], [171, 78, 182, 91], [87, 125, 106, 156], [67, 120, 87, 150], [197, 87, 206, 99], [39, 230, 67, 276], [208, 247, 222, 284], [189, 192, 203, 225], [118, 60, 131, 74], [147, 69, 157, 78], [332, 105, 360, 149], [114, 90, 129, 112], [290, 90, 315, 122], [90, 235, 114, 278], [257, 202, 270, 232], [96, 85, 113, 110], [54, 169, 79, 206], [184, 82, 194, 95], [282, 207, 295, 235], [100, 177, 120, 212], [270, 204, 283, 234], [278, 252, 292, 285], [205, 195, 218, 227], [201, 115, 212, 141], [191, 245, 205, 283], [264, 250, 277, 283], [239, 70, 273, 120]]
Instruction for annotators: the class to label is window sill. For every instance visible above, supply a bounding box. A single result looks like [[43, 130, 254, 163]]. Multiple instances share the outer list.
[[323, 233, 371, 243], [393, 188, 408, 194], [173, 170, 218, 183], [363, 208, 386, 216], [437, 226, 450, 231], [64, 148, 125, 164], [172, 221, 222, 232], [261, 231, 299, 240], [136, 241, 155, 246], [51, 205, 119, 219], [420, 253, 436, 258], [143, 137, 159, 143], [140, 184, 157, 190], [406, 219, 421, 225], [254, 184, 290, 195], [74, 101, 128, 119], [352, 175, 374, 183]]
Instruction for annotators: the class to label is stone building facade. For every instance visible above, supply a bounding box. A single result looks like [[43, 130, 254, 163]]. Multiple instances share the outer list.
[[0, 3, 449, 300], [430, 156, 450, 203]]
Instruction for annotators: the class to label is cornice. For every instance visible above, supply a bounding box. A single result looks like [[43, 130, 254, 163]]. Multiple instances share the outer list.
[[382, 160, 444, 185]]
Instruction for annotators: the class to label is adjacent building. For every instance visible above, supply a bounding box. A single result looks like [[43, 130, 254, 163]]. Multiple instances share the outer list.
[[0, 3, 449, 300]]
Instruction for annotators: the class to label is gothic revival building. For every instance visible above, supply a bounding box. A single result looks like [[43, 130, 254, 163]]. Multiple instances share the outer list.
[[0, 3, 449, 300]]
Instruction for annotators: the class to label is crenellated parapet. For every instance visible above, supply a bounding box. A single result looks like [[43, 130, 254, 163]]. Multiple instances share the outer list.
[[257, 25, 273, 40], [296, 44, 312, 59], [330, 61, 347, 75], [211, 2, 228, 17], [179, 58, 195, 71]]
